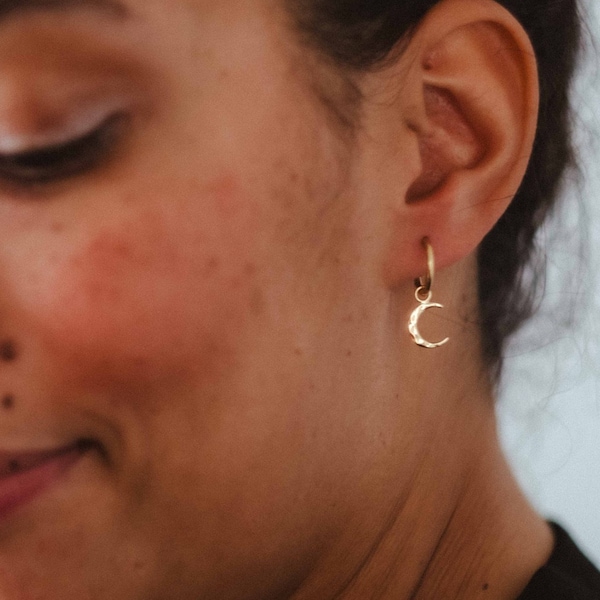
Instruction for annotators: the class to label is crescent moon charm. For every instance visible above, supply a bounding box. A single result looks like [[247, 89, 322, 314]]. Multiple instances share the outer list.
[[409, 302, 450, 349]]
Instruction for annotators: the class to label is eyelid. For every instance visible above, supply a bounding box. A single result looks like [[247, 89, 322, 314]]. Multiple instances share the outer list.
[[0, 96, 130, 155], [0, 110, 128, 194]]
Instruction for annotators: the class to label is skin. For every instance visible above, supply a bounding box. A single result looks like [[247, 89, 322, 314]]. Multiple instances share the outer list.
[[0, 0, 553, 598]]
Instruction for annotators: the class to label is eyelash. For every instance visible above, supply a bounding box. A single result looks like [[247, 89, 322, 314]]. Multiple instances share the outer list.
[[0, 113, 127, 189]]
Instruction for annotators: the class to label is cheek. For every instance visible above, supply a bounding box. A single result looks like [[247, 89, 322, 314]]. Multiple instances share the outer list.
[[31, 177, 261, 390]]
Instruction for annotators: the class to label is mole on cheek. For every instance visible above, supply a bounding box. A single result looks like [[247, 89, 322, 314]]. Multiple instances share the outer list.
[[0, 340, 18, 363], [1, 394, 15, 410]]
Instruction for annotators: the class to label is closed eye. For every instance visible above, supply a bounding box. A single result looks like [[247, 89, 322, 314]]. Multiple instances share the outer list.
[[0, 112, 127, 188]]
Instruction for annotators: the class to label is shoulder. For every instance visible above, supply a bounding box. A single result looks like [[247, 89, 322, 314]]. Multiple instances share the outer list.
[[518, 523, 600, 600]]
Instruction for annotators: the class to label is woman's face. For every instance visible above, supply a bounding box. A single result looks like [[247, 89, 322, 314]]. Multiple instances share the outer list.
[[0, 1, 399, 598]]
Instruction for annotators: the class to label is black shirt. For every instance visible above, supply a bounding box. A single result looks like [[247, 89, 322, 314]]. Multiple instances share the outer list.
[[518, 523, 600, 599]]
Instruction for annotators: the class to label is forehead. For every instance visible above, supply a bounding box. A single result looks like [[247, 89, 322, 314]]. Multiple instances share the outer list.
[[0, 0, 286, 21], [0, 0, 309, 70], [0, 0, 128, 22], [0, 0, 306, 77]]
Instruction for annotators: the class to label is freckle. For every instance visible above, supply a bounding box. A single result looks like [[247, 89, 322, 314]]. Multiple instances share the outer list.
[[51, 222, 65, 233], [133, 560, 146, 572], [482, 583, 489, 591], [2, 394, 14, 410], [0, 340, 17, 362], [244, 263, 257, 276], [294, 348, 303, 357], [205, 257, 221, 274], [406, 120, 419, 134], [346, 350, 352, 357]]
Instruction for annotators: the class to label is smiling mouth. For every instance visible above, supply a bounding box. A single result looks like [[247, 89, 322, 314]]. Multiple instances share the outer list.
[[0, 440, 96, 478], [0, 439, 100, 521]]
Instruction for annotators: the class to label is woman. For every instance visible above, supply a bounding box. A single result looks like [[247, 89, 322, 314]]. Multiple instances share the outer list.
[[0, 0, 595, 598]]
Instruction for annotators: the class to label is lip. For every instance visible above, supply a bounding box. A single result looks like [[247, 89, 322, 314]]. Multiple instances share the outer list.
[[0, 440, 93, 522]]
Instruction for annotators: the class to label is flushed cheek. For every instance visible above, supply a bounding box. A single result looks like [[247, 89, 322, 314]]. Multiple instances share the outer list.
[[31, 180, 262, 391]]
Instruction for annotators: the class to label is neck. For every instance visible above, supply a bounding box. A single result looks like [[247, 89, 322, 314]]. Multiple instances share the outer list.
[[408, 429, 554, 600], [291, 280, 553, 599], [293, 407, 552, 600], [287, 257, 553, 600]]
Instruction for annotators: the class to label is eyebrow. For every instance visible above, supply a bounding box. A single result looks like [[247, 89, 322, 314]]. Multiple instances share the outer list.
[[0, 0, 129, 25]]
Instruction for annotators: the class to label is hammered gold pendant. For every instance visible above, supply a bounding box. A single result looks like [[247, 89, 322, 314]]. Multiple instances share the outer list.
[[408, 292, 450, 350]]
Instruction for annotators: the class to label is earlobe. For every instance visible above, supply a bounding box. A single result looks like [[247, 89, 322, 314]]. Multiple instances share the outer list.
[[381, 0, 539, 284]]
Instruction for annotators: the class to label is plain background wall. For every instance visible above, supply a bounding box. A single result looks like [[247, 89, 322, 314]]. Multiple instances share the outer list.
[[498, 0, 600, 565]]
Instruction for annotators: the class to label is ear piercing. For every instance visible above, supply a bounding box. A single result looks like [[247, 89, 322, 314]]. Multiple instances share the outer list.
[[408, 238, 450, 349]]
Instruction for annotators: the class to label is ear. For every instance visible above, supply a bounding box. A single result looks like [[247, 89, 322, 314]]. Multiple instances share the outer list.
[[365, 0, 539, 285]]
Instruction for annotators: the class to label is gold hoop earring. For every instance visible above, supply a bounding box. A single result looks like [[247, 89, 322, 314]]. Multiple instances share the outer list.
[[408, 238, 450, 349]]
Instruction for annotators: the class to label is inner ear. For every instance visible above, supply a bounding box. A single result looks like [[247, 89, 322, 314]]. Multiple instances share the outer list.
[[406, 85, 483, 203]]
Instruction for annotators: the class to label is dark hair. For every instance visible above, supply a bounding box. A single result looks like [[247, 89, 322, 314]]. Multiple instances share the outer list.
[[287, 0, 581, 380]]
